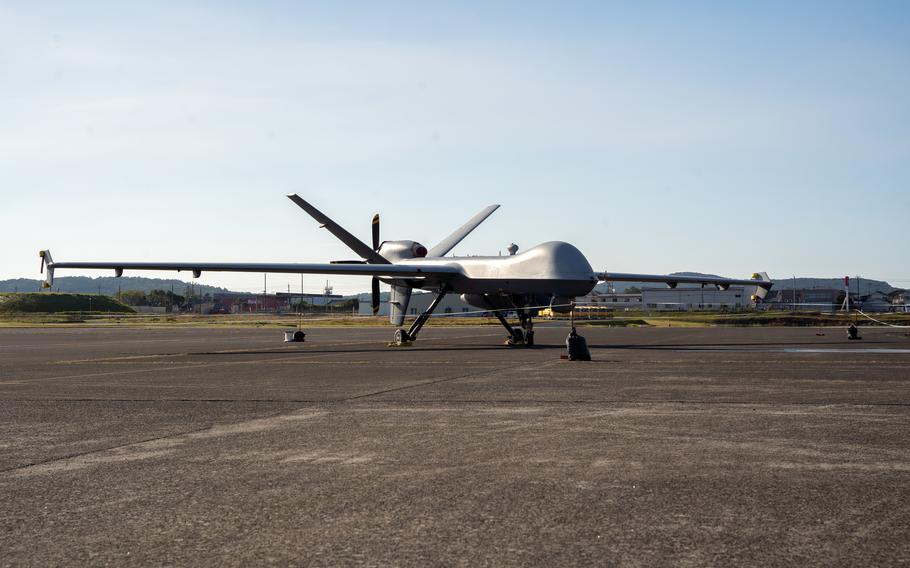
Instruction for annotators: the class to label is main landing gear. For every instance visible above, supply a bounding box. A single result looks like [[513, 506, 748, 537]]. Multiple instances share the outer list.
[[483, 296, 535, 347], [391, 288, 448, 346]]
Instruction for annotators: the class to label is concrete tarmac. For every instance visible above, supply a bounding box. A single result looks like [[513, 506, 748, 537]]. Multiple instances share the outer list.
[[1, 325, 909, 566]]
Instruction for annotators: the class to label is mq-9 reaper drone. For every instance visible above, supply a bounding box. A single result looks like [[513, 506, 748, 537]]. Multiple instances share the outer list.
[[40, 195, 773, 346]]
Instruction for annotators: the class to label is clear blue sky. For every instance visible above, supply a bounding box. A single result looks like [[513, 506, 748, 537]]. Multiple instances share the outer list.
[[2, 1, 908, 294]]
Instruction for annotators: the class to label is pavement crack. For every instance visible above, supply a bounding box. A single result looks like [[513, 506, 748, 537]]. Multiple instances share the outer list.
[[0, 408, 319, 476], [0, 424, 215, 475], [342, 360, 560, 401]]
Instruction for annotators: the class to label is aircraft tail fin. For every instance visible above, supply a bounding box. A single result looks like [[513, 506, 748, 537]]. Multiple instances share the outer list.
[[389, 285, 412, 326], [287, 195, 390, 264], [39, 250, 54, 289], [426, 204, 500, 258], [750, 272, 772, 303]]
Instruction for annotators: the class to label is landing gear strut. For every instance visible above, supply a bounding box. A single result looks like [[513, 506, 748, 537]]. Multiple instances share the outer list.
[[518, 309, 535, 347], [483, 295, 535, 347], [392, 287, 448, 346]]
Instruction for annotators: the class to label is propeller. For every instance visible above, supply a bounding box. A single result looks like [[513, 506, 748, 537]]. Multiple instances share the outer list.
[[371, 214, 380, 316]]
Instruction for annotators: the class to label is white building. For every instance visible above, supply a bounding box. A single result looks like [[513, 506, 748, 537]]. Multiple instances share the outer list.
[[892, 291, 910, 313], [358, 292, 477, 317], [578, 292, 642, 309], [641, 286, 750, 311]]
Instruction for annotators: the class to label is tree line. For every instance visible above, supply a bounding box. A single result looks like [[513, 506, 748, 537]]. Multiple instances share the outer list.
[[118, 289, 210, 308]]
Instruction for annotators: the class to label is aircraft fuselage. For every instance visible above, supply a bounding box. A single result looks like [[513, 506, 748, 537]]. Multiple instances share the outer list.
[[390, 241, 598, 297]]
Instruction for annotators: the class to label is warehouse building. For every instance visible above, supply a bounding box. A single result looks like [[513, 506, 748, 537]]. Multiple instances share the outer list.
[[358, 292, 477, 317], [579, 291, 643, 309], [641, 286, 750, 311]]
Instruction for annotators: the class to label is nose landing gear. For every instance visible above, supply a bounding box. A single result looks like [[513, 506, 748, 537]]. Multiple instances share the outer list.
[[483, 296, 536, 347]]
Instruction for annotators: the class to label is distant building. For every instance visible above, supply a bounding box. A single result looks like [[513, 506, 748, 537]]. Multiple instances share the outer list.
[[890, 291, 910, 313], [767, 288, 842, 311], [578, 291, 642, 309], [859, 291, 893, 313], [275, 292, 347, 309], [210, 292, 344, 314], [641, 286, 749, 311], [358, 292, 476, 317]]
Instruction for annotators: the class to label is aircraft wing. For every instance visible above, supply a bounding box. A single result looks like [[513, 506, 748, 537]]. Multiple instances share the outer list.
[[38, 250, 458, 289], [426, 204, 500, 258], [597, 271, 774, 291]]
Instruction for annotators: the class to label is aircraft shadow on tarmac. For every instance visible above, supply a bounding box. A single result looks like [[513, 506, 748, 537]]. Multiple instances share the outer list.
[[186, 339, 881, 357], [189, 345, 552, 356]]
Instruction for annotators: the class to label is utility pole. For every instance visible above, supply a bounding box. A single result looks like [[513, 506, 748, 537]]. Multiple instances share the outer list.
[[842, 276, 850, 312], [792, 275, 797, 310]]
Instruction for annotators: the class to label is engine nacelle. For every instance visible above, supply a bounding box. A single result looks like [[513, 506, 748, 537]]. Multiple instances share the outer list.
[[378, 240, 428, 262]]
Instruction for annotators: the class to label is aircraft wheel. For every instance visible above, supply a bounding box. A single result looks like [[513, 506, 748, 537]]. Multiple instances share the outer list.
[[526, 330, 534, 346], [506, 329, 525, 346], [394, 329, 409, 346]]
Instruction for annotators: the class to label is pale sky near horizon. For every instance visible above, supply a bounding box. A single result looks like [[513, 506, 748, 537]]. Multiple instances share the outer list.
[[2, 1, 908, 294]]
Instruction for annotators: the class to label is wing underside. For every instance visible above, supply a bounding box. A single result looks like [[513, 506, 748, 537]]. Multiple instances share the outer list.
[[598, 271, 774, 295], [39, 253, 459, 289]]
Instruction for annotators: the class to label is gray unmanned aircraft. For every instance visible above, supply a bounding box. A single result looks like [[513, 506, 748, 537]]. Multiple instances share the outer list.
[[40, 194, 773, 346]]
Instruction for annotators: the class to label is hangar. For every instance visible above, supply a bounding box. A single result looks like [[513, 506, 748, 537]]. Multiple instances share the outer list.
[[641, 286, 750, 311]]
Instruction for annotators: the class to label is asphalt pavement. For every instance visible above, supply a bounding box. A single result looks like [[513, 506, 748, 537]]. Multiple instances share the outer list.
[[1, 324, 909, 566]]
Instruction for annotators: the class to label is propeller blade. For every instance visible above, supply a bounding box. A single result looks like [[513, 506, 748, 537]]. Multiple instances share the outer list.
[[286, 194, 389, 264], [371, 276, 380, 315], [372, 214, 380, 252]]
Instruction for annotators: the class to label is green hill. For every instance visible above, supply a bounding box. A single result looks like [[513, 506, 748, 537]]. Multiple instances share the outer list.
[[0, 276, 232, 295], [0, 293, 135, 314]]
